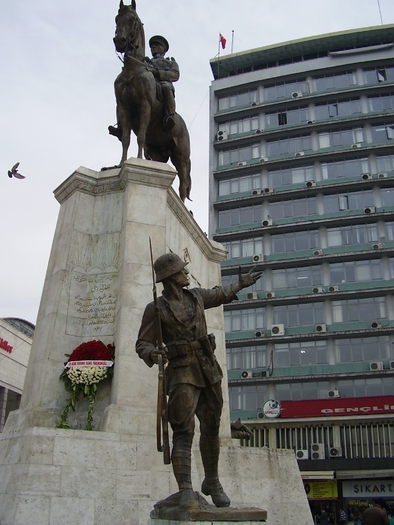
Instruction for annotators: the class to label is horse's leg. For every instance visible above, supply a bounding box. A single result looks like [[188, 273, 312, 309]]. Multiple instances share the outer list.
[[136, 103, 151, 159], [118, 106, 132, 165], [171, 154, 192, 203]]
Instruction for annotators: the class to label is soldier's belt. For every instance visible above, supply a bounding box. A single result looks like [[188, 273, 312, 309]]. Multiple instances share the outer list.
[[166, 340, 200, 360]]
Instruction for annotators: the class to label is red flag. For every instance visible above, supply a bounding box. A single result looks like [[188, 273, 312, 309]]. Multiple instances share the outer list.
[[219, 33, 227, 50]]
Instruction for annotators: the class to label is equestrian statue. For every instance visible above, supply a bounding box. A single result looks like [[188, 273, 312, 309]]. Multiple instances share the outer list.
[[109, 0, 192, 202]]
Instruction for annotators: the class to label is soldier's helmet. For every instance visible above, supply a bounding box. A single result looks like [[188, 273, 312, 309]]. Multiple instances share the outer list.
[[154, 253, 188, 283], [149, 35, 169, 53]]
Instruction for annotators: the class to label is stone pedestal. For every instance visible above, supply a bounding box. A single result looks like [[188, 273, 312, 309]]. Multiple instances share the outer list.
[[0, 159, 313, 525]]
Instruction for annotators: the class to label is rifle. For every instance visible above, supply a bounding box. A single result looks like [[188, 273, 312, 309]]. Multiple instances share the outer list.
[[149, 238, 171, 465]]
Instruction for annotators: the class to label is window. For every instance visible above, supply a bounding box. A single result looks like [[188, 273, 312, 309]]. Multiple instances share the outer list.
[[269, 197, 317, 220], [324, 190, 374, 213], [332, 297, 386, 323], [363, 66, 394, 85], [376, 153, 394, 173], [335, 336, 390, 364], [221, 237, 264, 260], [315, 99, 361, 120], [329, 260, 382, 284], [218, 205, 263, 228], [264, 80, 309, 101], [314, 71, 357, 92], [265, 107, 309, 128], [275, 381, 329, 401], [267, 135, 312, 157], [371, 124, 394, 143], [218, 144, 260, 167], [368, 93, 394, 112], [218, 89, 258, 111], [318, 128, 364, 149], [273, 302, 325, 327], [218, 115, 260, 137], [275, 340, 327, 367], [381, 188, 394, 207], [327, 223, 378, 247], [268, 166, 315, 187], [229, 384, 269, 412], [271, 229, 319, 253], [321, 158, 369, 180], [224, 308, 265, 333], [226, 345, 267, 370], [218, 173, 262, 197], [272, 266, 322, 290]]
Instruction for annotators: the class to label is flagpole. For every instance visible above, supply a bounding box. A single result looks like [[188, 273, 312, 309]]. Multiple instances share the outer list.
[[231, 30, 234, 54]]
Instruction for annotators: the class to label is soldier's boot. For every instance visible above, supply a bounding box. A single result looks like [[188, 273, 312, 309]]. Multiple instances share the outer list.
[[162, 89, 176, 131], [171, 448, 199, 509], [200, 436, 231, 507]]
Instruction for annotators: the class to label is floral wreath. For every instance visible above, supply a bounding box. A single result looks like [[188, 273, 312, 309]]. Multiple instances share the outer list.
[[58, 340, 115, 430]]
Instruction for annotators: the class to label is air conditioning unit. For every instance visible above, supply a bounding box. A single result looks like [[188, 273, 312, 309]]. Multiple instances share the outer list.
[[264, 187, 273, 193], [271, 324, 285, 336], [291, 91, 303, 99], [217, 130, 228, 141], [255, 330, 265, 338], [253, 254, 263, 262], [255, 129, 262, 134], [364, 206, 376, 214], [294, 151, 305, 157], [307, 120, 315, 124], [370, 361, 383, 371], [329, 446, 343, 458], [315, 323, 327, 333], [361, 173, 372, 180], [371, 321, 382, 329], [328, 285, 339, 292], [247, 292, 258, 300], [305, 180, 316, 187], [252, 189, 262, 195], [258, 412, 264, 419], [378, 172, 388, 178], [312, 286, 324, 294], [313, 249, 323, 256], [237, 161, 247, 167], [259, 157, 269, 163], [311, 443, 325, 460], [266, 292, 276, 299], [351, 143, 361, 149], [328, 389, 340, 398], [389, 361, 394, 370], [241, 370, 252, 379], [296, 449, 309, 460], [372, 243, 383, 250], [262, 219, 273, 227]]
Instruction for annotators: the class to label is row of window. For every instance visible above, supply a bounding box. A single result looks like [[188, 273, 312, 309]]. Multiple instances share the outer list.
[[224, 296, 390, 332], [227, 336, 391, 370], [229, 376, 393, 411], [217, 154, 394, 197], [217, 124, 394, 167], [220, 221, 394, 258], [217, 66, 394, 111], [219, 93, 394, 136], [222, 258, 391, 292], [218, 189, 394, 228]]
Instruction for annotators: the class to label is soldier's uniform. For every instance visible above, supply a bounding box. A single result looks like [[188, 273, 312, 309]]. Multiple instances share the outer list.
[[136, 254, 238, 507]]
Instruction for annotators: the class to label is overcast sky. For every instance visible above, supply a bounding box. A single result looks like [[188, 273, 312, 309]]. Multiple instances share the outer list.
[[1, 0, 394, 324]]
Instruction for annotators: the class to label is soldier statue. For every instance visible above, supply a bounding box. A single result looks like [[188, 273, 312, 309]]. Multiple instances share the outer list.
[[146, 35, 179, 132], [136, 253, 262, 510]]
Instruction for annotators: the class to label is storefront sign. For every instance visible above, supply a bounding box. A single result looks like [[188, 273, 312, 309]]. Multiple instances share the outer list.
[[343, 480, 394, 498], [0, 337, 13, 353], [304, 480, 338, 500], [280, 396, 394, 418]]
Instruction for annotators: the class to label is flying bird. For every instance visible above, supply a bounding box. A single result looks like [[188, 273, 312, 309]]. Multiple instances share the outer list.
[[8, 162, 25, 179]]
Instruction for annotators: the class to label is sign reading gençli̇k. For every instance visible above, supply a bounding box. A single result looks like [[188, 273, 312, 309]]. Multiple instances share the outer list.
[[280, 396, 394, 418]]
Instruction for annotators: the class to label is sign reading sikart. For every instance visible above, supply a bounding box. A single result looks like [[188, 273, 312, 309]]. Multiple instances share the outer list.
[[343, 480, 394, 498], [280, 396, 394, 419]]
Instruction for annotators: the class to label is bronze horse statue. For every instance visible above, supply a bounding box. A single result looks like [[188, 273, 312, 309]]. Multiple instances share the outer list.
[[110, 0, 192, 202]]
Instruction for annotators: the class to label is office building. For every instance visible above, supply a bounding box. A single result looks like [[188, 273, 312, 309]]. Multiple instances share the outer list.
[[209, 25, 394, 518]]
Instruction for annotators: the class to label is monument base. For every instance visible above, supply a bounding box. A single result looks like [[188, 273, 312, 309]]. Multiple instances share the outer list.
[[150, 492, 267, 522]]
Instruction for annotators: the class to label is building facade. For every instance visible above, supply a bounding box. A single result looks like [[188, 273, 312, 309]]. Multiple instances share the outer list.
[[209, 26, 394, 521], [0, 318, 34, 432]]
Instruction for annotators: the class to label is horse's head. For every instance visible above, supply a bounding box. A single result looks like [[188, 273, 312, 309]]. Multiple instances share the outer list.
[[113, 0, 144, 54]]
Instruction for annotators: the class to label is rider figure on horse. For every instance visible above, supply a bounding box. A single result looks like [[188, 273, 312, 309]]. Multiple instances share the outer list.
[[146, 35, 179, 132]]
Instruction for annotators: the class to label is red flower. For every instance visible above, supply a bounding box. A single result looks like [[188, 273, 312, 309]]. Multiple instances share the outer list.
[[67, 340, 114, 362]]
